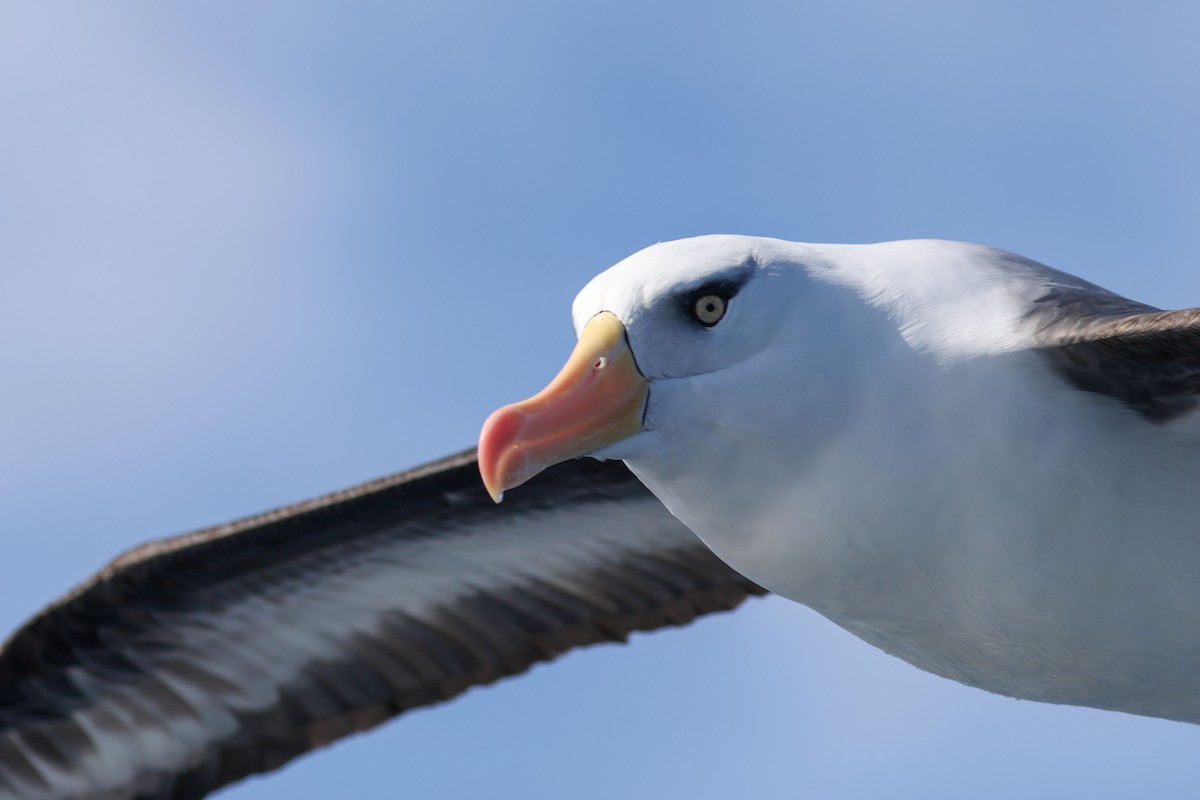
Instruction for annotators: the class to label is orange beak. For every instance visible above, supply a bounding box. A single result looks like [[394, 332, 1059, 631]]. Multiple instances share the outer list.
[[478, 312, 649, 502]]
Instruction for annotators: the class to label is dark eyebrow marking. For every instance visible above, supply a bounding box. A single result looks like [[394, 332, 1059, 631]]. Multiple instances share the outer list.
[[677, 260, 754, 322]]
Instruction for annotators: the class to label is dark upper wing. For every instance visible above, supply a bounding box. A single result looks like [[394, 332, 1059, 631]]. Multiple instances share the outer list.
[[1028, 284, 1200, 422], [0, 450, 764, 800]]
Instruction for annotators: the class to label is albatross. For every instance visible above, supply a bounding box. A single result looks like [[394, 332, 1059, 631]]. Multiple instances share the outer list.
[[1, 235, 1198, 799]]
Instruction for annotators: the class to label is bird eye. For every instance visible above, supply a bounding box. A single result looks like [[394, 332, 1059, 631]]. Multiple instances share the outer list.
[[693, 294, 727, 326]]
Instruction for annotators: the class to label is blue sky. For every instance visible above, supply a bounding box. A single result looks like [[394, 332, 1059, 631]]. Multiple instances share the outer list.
[[2, 2, 1199, 798]]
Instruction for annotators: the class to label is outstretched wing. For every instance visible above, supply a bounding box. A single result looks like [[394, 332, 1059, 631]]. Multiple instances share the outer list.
[[1028, 283, 1200, 422], [0, 451, 764, 800]]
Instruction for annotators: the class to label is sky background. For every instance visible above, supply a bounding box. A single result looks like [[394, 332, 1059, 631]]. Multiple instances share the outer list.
[[2, 2, 1199, 798]]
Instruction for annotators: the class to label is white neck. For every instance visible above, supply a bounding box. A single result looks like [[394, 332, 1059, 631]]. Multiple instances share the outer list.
[[625, 250, 1200, 722]]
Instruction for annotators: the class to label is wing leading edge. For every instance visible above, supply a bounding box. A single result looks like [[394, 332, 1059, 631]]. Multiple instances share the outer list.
[[0, 451, 764, 800]]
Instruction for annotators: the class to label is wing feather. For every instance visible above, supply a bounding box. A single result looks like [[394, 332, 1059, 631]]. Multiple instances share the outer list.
[[1029, 285, 1200, 422], [0, 451, 764, 800]]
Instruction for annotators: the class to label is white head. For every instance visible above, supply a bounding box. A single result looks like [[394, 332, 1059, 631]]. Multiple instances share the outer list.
[[480, 234, 1053, 571], [569, 235, 904, 477]]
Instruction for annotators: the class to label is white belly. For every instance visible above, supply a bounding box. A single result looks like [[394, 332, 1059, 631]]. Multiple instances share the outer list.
[[627, 361, 1200, 723]]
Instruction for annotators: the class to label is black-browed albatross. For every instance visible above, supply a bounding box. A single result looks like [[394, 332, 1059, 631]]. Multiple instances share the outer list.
[[2, 235, 1198, 799]]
